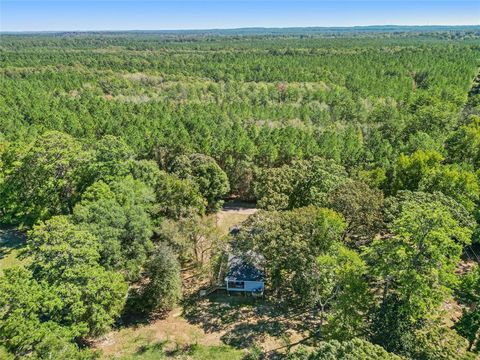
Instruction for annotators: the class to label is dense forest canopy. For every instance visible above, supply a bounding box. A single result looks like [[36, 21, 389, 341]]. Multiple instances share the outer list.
[[1, 28, 480, 359]]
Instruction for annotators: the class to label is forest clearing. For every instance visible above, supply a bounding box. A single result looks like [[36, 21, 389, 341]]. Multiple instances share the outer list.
[[1, 24, 480, 359], [94, 205, 301, 359]]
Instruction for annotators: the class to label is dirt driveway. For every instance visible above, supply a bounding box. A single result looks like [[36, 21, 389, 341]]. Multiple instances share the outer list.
[[215, 201, 257, 234]]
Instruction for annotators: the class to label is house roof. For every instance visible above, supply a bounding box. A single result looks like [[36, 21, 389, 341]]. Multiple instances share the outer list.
[[226, 251, 265, 282]]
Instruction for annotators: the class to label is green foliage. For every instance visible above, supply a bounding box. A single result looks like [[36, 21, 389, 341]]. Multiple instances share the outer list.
[[367, 198, 474, 357], [403, 131, 444, 154], [139, 243, 182, 314], [29, 327, 99, 360], [27, 215, 100, 281], [447, 115, 480, 168], [369, 293, 417, 355], [0, 131, 91, 225], [237, 206, 347, 301], [356, 167, 387, 189], [456, 311, 480, 354], [328, 180, 384, 243], [455, 265, 480, 352], [0, 267, 99, 359], [0, 267, 62, 357], [252, 163, 297, 210], [1, 34, 478, 177], [419, 164, 480, 213], [0, 141, 8, 188], [27, 216, 128, 336], [253, 157, 348, 210], [411, 321, 474, 360], [1, 32, 480, 359], [157, 215, 223, 265], [73, 181, 127, 269], [118, 342, 243, 360], [368, 200, 472, 323], [129, 159, 162, 188], [392, 150, 443, 192], [308, 246, 371, 340], [287, 338, 403, 359], [171, 153, 229, 213], [73, 177, 155, 279], [0, 346, 14, 360], [89, 135, 135, 182], [53, 264, 128, 337], [371, 299, 474, 359], [384, 190, 476, 231], [155, 171, 206, 219]]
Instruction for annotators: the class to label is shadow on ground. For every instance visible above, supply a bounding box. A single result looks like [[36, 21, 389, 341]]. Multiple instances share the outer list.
[[183, 291, 314, 350], [0, 228, 26, 260]]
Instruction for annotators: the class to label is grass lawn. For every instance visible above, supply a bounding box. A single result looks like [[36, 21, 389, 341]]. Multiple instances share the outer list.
[[97, 205, 260, 359], [97, 307, 245, 359], [0, 228, 27, 274], [213, 201, 257, 235], [114, 343, 244, 360]]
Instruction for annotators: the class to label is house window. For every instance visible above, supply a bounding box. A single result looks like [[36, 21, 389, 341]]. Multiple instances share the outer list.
[[228, 281, 245, 289]]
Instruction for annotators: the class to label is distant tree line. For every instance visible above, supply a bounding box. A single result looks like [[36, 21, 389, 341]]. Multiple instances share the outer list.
[[1, 32, 480, 359]]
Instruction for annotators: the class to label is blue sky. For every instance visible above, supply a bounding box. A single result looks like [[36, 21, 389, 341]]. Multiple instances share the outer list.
[[1, 1, 479, 32]]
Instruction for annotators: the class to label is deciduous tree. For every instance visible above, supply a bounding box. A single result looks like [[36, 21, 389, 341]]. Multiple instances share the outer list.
[[0, 131, 91, 225], [139, 243, 182, 314], [328, 180, 384, 244], [170, 153, 229, 213]]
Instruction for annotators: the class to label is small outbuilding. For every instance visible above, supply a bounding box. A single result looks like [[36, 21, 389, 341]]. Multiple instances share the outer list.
[[225, 251, 265, 295]]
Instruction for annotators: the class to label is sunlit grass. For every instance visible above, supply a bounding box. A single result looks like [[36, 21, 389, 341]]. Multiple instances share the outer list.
[[0, 228, 27, 274], [213, 212, 253, 235], [120, 343, 243, 359]]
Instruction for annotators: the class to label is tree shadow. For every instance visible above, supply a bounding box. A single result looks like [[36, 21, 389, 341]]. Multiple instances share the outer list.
[[117, 291, 171, 329], [220, 319, 290, 349], [0, 228, 26, 260], [183, 291, 316, 350], [135, 340, 168, 354], [183, 292, 263, 333], [163, 343, 200, 358]]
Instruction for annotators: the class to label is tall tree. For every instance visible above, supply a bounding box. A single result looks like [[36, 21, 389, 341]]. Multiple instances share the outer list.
[[170, 153, 229, 213], [299, 245, 370, 340], [447, 115, 480, 168], [155, 171, 206, 219], [73, 177, 155, 279], [419, 164, 480, 214], [287, 338, 402, 360], [0, 267, 111, 359], [253, 157, 348, 211], [367, 200, 473, 352], [328, 180, 384, 244], [412, 320, 474, 360], [237, 206, 346, 299], [0, 131, 91, 225], [455, 265, 480, 352], [392, 150, 443, 193], [27, 216, 128, 336], [139, 243, 182, 314], [157, 215, 222, 266], [0, 267, 65, 358], [89, 135, 135, 182]]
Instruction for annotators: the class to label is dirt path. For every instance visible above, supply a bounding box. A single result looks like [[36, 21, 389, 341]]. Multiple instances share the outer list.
[[215, 201, 257, 234]]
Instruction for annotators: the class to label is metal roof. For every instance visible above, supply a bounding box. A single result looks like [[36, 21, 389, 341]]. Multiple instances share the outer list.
[[226, 251, 265, 282]]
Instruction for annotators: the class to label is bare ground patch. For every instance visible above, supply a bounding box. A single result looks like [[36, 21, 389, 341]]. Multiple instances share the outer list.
[[95, 307, 226, 358], [183, 293, 309, 354]]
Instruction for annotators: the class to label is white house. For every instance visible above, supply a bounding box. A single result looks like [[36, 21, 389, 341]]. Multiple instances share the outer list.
[[225, 251, 265, 295]]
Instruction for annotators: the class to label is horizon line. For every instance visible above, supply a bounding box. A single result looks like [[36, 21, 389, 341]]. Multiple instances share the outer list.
[[2, 24, 479, 34]]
